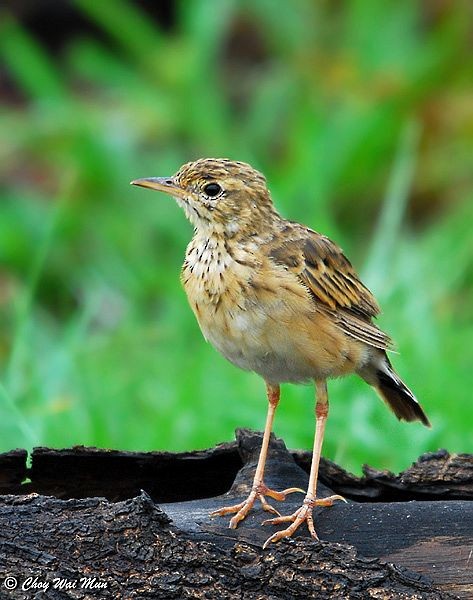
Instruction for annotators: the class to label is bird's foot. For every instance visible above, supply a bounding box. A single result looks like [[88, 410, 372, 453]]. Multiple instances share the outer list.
[[210, 482, 304, 529], [262, 494, 346, 548]]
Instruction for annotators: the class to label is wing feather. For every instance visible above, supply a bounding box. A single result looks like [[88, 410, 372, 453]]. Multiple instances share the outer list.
[[268, 227, 393, 350]]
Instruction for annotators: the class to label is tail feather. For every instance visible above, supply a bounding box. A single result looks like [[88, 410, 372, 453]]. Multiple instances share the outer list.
[[360, 353, 430, 427]]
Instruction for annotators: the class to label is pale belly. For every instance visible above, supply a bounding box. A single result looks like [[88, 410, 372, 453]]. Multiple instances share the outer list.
[[195, 295, 363, 385], [182, 238, 366, 385], [201, 304, 317, 384]]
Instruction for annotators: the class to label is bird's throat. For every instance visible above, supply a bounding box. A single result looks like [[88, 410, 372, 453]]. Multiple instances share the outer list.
[[181, 232, 233, 304]]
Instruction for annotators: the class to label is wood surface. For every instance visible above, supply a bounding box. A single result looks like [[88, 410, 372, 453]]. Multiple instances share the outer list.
[[0, 429, 472, 599]]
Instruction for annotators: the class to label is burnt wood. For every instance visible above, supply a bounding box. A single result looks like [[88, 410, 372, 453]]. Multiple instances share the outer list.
[[0, 429, 472, 599]]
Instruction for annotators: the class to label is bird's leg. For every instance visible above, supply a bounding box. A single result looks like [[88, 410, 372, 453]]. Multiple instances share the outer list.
[[262, 380, 346, 547], [211, 383, 304, 528]]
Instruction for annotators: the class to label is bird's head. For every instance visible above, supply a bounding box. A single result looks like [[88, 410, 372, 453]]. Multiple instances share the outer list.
[[131, 158, 276, 236]]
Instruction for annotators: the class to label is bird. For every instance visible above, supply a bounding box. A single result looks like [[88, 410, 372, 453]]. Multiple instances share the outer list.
[[131, 158, 430, 547]]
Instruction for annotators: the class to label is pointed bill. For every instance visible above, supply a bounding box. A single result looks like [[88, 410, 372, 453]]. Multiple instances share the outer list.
[[130, 177, 187, 199]]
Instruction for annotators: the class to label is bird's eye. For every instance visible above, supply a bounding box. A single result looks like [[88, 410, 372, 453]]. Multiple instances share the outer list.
[[203, 183, 222, 197]]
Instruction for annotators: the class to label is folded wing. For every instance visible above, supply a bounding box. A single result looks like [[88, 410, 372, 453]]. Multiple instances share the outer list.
[[269, 227, 393, 350]]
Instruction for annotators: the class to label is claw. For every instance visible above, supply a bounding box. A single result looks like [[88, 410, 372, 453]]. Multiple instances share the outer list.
[[264, 486, 305, 502], [313, 494, 347, 507], [258, 494, 281, 517]]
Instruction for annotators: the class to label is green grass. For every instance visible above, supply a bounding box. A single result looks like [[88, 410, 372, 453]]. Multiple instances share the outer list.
[[0, 0, 472, 475]]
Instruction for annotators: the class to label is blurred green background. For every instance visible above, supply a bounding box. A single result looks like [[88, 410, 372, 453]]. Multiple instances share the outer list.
[[0, 0, 472, 475]]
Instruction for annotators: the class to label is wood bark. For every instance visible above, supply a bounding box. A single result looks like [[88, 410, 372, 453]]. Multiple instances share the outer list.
[[0, 429, 472, 599]]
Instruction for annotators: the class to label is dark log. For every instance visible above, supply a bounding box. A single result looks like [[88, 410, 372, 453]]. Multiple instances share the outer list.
[[0, 449, 27, 495], [0, 429, 472, 599]]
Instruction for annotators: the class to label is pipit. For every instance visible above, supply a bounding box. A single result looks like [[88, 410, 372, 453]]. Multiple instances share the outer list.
[[131, 158, 429, 547]]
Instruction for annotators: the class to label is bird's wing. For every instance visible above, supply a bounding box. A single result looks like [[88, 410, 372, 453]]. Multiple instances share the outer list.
[[268, 227, 393, 350]]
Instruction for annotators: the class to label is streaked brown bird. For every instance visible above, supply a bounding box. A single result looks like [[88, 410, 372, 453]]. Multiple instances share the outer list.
[[131, 158, 430, 547]]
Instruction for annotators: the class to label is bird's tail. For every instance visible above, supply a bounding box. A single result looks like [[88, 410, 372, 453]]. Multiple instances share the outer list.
[[359, 352, 430, 427]]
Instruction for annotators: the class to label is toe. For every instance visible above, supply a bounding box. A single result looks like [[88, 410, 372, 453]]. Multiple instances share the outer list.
[[263, 522, 300, 548], [263, 531, 284, 549], [306, 512, 319, 540], [261, 508, 301, 527], [263, 486, 305, 502], [258, 495, 281, 517], [210, 501, 245, 517], [313, 494, 346, 507], [229, 503, 254, 528]]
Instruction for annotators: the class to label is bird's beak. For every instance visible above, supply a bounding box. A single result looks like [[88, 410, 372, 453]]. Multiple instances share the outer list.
[[130, 177, 187, 199]]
